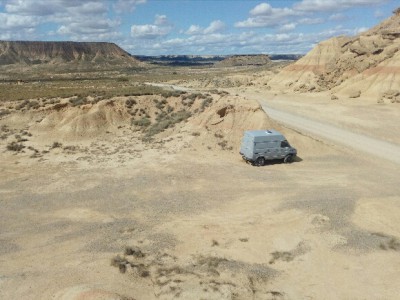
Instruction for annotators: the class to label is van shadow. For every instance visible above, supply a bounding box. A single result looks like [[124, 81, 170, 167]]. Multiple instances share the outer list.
[[293, 156, 303, 163], [261, 156, 303, 166]]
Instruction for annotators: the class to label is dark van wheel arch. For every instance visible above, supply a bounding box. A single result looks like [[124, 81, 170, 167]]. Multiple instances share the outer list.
[[284, 155, 293, 163], [253, 157, 265, 167]]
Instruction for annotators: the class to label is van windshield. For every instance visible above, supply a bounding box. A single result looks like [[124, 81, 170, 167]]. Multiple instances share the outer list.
[[280, 140, 290, 148]]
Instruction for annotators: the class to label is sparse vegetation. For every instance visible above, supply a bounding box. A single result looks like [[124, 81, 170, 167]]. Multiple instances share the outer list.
[[13, 99, 41, 110], [7, 141, 25, 152], [53, 103, 68, 110], [0, 81, 183, 103], [145, 110, 192, 138], [132, 117, 151, 127], [69, 96, 88, 107], [269, 251, 294, 264], [63, 145, 79, 153], [15, 134, 28, 142], [201, 97, 213, 110], [126, 98, 137, 108], [110, 255, 129, 274], [217, 140, 228, 149], [0, 109, 10, 117], [380, 237, 400, 251], [124, 246, 145, 257], [161, 90, 185, 98], [51, 142, 63, 149]]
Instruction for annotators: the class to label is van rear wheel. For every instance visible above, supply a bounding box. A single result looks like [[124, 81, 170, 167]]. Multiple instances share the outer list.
[[284, 155, 293, 163], [254, 157, 265, 167]]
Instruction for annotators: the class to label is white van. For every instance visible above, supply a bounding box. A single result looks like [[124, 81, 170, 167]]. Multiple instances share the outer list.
[[239, 129, 297, 166]]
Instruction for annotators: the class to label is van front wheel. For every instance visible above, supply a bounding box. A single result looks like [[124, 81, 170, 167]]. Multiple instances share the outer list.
[[254, 157, 265, 167], [284, 155, 293, 163]]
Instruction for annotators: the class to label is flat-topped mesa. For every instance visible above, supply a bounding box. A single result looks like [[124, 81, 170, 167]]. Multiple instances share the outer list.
[[0, 41, 141, 67], [214, 54, 271, 67]]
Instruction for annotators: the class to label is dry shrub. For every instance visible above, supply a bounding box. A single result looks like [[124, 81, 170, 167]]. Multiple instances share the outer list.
[[7, 141, 25, 152], [132, 117, 151, 127], [145, 110, 191, 137], [110, 255, 129, 273], [0, 109, 10, 117], [124, 246, 145, 258], [51, 142, 63, 149]]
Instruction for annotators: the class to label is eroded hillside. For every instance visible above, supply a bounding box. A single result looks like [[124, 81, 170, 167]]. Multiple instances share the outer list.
[[0, 41, 144, 77], [0, 80, 274, 167], [268, 9, 400, 102]]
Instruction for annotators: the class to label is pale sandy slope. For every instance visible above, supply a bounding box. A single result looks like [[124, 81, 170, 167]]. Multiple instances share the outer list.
[[1, 85, 400, 300]]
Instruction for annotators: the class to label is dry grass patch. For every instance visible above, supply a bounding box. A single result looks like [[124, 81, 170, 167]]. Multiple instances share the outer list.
[[6, 141, 25, 152]]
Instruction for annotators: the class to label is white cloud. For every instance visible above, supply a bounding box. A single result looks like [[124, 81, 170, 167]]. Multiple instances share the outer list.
[[236, 0, 389, 30], [274, 33, 291, 42], [0, 11, 39, 40], [279, 23, 297, 32], [235, 3, 302, 28], [0, 0, 393, 55], [131, 24, 170, 39], [126, 30, 310, 55], [250, 3, 273, 16], [125, 22, 367, 55], [204, 20, 225, 34], [294, 0, 388, 12], [154, 14, 169, 26], [329, 13, 346, 21], [5, 0, 49, 15], [185, 25, 202, 35], [355, 27, 369, 34], [114, 0, 146, 13], [298, 18, 323, 25], [57, 19, 120, 35], [0, 12, 38, 29], [131, 15, 173, 39], [185, 20, 225, 35], [5, 0, 86, 16], [75, 2, 108, 15], [1, 0, 121, 41]]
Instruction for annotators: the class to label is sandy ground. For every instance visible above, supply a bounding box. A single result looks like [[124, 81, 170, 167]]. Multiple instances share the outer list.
[[1, 89, 400, 299]]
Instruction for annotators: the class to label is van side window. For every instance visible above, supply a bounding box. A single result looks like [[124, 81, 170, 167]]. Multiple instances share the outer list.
[[281, 140, 289, 148]]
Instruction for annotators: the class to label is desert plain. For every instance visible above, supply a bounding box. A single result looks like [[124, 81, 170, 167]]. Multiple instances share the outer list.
[[0, 62, 400, 300]]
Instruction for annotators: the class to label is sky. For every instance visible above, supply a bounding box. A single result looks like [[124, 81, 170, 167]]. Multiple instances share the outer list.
[[0, 0, 398, 55]]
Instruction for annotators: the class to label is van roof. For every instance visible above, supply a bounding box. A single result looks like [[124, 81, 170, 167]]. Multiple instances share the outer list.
[[245, 129, 283, 137]]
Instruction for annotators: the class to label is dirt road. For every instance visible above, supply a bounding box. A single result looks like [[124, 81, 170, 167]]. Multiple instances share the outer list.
[[259, 101, 400, 164]]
